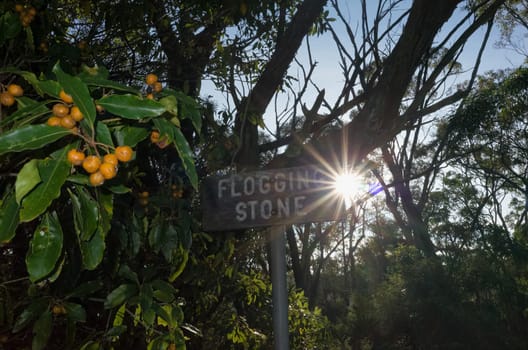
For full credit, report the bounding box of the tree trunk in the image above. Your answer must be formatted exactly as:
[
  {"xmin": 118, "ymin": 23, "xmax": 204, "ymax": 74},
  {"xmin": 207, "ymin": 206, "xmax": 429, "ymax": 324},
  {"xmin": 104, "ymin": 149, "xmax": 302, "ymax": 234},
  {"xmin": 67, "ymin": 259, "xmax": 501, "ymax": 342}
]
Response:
[{"xmin": 234, "ymin": 0, "xmax": 328, "ymax": 168}]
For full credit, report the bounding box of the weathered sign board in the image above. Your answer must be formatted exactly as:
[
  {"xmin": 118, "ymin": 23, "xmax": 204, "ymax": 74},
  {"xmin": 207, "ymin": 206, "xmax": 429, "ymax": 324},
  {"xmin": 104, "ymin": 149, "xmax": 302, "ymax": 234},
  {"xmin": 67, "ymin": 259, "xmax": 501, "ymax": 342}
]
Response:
[{"xmin": 201, "ymin": 165, "xmax": 346, "ymax": 231}]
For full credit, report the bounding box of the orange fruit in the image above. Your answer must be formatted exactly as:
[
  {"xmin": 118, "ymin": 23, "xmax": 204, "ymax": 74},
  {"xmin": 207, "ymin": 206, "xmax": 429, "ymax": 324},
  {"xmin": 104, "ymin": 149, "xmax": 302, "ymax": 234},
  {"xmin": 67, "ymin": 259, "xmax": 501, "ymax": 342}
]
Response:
[
  {"xmin": 7, "ymin": 84, "xmax": 23, "ymax": 97},
  {"xmin": 0, "ymin": 92, "xmax": 15, "ymax": 107},
  {"xmin": 20, "ymin": 15, "xmax": 31, "ymax": 27},
  {"xmin": 150, "ymin": 130, "xmax": 160, "ymax": 143},
  {"xmin": 27, "ymin": 7, "xmax": 37, "ymax": 17},
  {"xmin": 39, "ymin": 41, "xmax": 48, "ymax": 52},
  {"xmin": 89, "ymin": 171, "xmax": 105, "ymax": 186},
  {"xmin": 59, "ymin": 90, "xmax": 74, "ymax": 104},
  {"xmin": 15, "ymin": 4, "xmax": 23, "ymax": 12},
  {"xmin": 67, "ymin": 149, "xmax": 85, "ymax": 166},
  {"xmin": 53, "ymin": 304, "xmax": 67, "ymax": 315},
  {"xmin": 47, "ymin": 116, "xmax": 61, "ymax": 126},
  {"xmin": 52, "ymin": 103, "xmax": 69, "ymax": 117},
  {"xmin": 146, "ymin": 93, "xmax": 154, "ymax": 100},
  {"xmin": 99, "ymin": 162, "xmax": 117, "ymax": 179},
  {"xmin": 115, "ymin": 146, "xmax": 133, "ymax": 162},
  {"xmin": 103, "ymin": 153, "xmax": 118, "ymax": 166},
  {"xmin": 152, "ymin": 81, "xmax": 163, "ymax": 93},
  {"xmin": 60, "ymin": 116, "xmax": 76, "ymax": 129},
  {"xmin": 82, "ymin": 155, "xmax": 101, "ymax": 173},
  {"xmin": 70, "ymin": 106, "xmax": 84, "ymax": 121},
  {"xmin": 146, "ymin": 73, "xmax": 158, "ymax": 85}
]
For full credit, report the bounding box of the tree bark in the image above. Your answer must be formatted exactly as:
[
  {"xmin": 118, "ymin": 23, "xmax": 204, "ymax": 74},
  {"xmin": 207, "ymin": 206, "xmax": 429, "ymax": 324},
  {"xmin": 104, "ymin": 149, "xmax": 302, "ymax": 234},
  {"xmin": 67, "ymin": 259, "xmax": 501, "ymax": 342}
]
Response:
[
  {"xmin": 269, "ymin": 0, "xmax": 464, "ymax": 169},
  {"xmin": 234, "ymin": 0, "xmax": 328, "ymax": 168}
]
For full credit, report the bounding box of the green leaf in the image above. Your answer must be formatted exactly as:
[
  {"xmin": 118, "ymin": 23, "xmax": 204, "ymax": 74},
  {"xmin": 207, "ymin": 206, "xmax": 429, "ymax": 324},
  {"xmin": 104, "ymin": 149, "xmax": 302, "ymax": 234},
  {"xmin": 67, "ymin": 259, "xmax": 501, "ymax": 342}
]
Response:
[
  {"xmin": 153, "ymin": 118, "xmax": 198, "ymax": 189},
  {"xmin": 79, "ymin": 341, "xmax": 102, "ymax": 350},
  {"xmin": 0, "ymin": 69, "xmax": 60, "ymax": 97},
  {"xmin": 159, "ymin": 96, "xmax": 178, "ymax": 116},
  {"xmin": 95, "ymin": 122, "xmax": 114, "ymax": 148},
  {"xmin": 66, "ymin": 280, "xmax": 104, "ymax": 299},
  {"xmin": 53, "ymin": 62, "xmax": 96, "ymax": 130},
  {"xmin": 104, "ymin": 284, "xmax": 138, "ymax": 309},
  {"xmin": 105, "ymin": 325, "xmax": 127, "ymax": 337},
  {"xmin": 107, "ymin": 184, "xmax": 131, "ymax": 194},
  {"xmin": 0, "ymin": 11, "xmax": 22, "ymax": 43},
  {"xmin": 151, "ymin": 280, "xmax": 177, "ymax": 303},
  {"xmin": 20, "ymin": 156, "xmax": 70, "ymax": 223},
  {"xmin": 0, "ymin": 100, "xmax": 49, "ymax": 128},
  {"xmin": 113, "ymin": 126, "xmax": 149, "ymax": 147},
  {"xmin": 164, "ymin": 89, "xmax": 202, "ymax": 131},
  {"xmin": 140, "ymin": 283, "xmax": 153, "ymax": 312},
  {"xmin": 97, "ymin": 94, "xmax": 166, "ymax": 119},
  {"xmin": 64, "ymin": 302, "xmax": 87, "ymax": 322},
  {"xmin": 36, "ymin": 80, "xmax": 61, "ymax": 98},
  {"xmin": 169, "ymin": 249, "xmax": 188, "ymax": 282},
  {"xmin": 0, "ymin": 190, "xmax": 20, "ymax": 243},
  {"xmin": 26, "ymin": 212, "xmax": 63, "ymax": 282},
  {"xmin": 118, "ymin": 265, "xmax": 139, "ymax": 284},
  {"xmin": 32, "ymin": 311, "xmax": 52, "ymax": 350},
  {"xmin": 12, "ymin": 299, "xmax": 48, "ymax": 333},
  {"xmin": 15, "ymin": 159, "xmax": 41, "ymax": 204},
  {"xmin": 81, "ymin": 76, "xmax": 141, "ymax": 95},
  {"xmin": 98, "ymin": 192, "xmax": 113, "ymax": 234},
  {"xmin": 70, "ymin": 186, "xmax": 99, "ymax": 240},
  {"xmin": 0, "ymin": 124, "xmax": 72, "ymax": 155},
  {"xmin": 80, "ymin": 228, "xmax": 105, "ymax": 270}
]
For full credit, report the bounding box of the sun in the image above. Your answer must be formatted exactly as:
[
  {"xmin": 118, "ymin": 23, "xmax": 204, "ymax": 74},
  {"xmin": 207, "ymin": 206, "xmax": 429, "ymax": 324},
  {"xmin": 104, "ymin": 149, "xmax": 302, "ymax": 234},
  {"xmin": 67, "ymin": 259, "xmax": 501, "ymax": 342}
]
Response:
[{"xmin": 333, "ymin": 171, "xmax": 363, "ymax": 206}]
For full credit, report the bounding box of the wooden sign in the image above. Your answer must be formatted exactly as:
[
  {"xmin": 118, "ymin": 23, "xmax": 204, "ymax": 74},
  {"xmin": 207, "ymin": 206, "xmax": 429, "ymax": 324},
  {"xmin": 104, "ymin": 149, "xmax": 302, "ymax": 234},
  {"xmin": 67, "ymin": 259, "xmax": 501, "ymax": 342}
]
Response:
[{"xmin": 201, "ymin": 165, "xmax": 347, "ymax": 231}]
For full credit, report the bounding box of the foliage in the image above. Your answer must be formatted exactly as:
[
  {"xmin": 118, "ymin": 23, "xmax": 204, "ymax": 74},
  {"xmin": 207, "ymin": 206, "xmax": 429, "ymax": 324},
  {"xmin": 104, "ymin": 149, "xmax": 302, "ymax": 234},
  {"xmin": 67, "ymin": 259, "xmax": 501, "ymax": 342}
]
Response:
[{"xmin": 0, "ymin": 5, "xmax": 201, "ymax": 346}]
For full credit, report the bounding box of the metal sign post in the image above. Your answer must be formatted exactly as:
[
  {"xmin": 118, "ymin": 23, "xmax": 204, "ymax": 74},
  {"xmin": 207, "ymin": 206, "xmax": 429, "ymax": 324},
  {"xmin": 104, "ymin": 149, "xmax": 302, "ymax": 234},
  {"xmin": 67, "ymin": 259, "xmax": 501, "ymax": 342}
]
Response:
[{"xmin": 270, "ymin": 225, "xmax": 289, "ymax": 350}]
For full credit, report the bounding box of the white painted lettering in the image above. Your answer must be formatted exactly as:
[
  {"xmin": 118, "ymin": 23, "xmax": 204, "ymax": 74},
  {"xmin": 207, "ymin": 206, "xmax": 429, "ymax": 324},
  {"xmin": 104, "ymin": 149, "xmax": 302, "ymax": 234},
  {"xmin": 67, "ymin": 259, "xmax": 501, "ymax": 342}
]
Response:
[
  {"xmin": 235, "ymin": 202, "xmax": 247, "ymax": 221},
  {"xmin": 259, "ymin": 175, "xmax": 271, "ymax": 194},
  {"xmin": 230, "ymin": 176, "xmax": 241, "ymax": 197},
  {"xmin": 247, "ymin": 200, "xmax": 259, "ymax": 220},
  {"xmin": 277, "ymin": 197, "xmax": 290, "ymax": 217},
  {"xmin": 275, "ymin": 173, "xmax": 286, "ymax": 192},
  {"xmin": 261, "ymin": 200, "xmax": 273, "ymax": 219},
  {"xmin": 218, "ymin": 179, "xmax": 229, "ymax": 198},
  {"xmin": 243, "ymin": 177, "xmax": 255, "ymax": 195},
  {"xmin": 294, "ymin": 196, "xmax": 306, "ymax": 216}
]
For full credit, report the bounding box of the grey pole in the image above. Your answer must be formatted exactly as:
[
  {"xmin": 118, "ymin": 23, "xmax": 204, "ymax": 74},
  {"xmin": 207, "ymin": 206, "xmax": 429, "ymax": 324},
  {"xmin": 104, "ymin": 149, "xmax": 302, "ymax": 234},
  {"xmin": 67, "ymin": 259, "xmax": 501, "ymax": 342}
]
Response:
[{"xmin": 270, "ymin": 225, "xmax": 289, "ymax": 350}]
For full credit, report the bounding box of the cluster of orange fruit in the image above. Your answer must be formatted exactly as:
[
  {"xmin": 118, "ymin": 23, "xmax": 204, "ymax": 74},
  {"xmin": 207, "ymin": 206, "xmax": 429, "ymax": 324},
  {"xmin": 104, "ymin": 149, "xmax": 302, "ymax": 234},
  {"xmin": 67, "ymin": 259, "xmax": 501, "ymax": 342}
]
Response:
[
  {"xmin": 0, "ymin": 84, "xmax": 23, "ymax": 107},
  {"xmin": 46, "ymin": 90, "xmax": 84, "ymax": 129},
  {"xmin": 67, "ymin": 146, "xmax": 133, "ymax": 186},
  {"xmin": 15, "ymin": 4, "xmax": 37, "ymax": 27},
  {"xmin": 145, "ymin": 73, "xmax": 163, "ymax": 100}
]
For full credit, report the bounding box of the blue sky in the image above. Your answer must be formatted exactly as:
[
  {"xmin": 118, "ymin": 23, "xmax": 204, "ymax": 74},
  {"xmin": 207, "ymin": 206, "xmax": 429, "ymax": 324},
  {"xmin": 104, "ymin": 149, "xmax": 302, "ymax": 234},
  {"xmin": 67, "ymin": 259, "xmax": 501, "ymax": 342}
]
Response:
[{"xmin": 201, "ymin": 1, "xmax": 526, "ymax": 134}]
